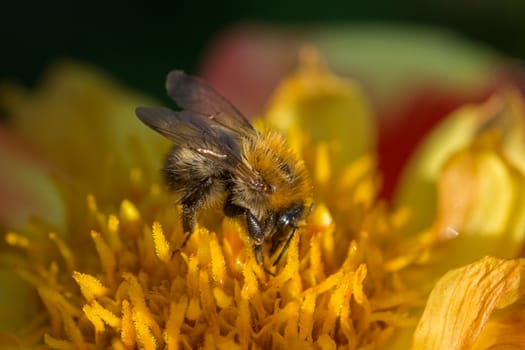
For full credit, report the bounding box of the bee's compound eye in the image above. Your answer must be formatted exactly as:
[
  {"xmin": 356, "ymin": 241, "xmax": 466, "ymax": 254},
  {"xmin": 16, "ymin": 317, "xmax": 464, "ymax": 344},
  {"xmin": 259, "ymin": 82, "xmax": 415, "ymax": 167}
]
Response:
[
  {"xmin": 278, "ymin": 203, "xmax": 304, "ymax": 228},
  {"xmin": 278, "ymin": 214, "xmax": 291, "ymax": 227}
]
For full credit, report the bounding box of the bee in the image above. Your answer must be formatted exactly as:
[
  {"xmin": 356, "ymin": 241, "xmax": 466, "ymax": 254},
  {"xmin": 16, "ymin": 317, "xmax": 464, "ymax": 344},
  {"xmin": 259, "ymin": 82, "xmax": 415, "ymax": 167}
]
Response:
[{"xmin": 136, "ymin": 70, "xmax": 313, "ymax": 267}]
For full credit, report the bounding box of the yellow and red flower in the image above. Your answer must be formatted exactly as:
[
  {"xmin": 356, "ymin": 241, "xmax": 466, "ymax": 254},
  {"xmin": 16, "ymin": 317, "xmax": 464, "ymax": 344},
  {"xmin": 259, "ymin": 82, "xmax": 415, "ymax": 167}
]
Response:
[{"xmin": 1, "ymin": 27, "xmax": 525, "ymax": 349}]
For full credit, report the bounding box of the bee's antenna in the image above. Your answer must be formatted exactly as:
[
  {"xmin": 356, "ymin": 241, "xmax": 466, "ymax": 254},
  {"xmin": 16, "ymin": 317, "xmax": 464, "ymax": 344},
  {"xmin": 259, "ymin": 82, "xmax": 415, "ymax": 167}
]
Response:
[
  {"xmin": 264, "ymin": 267, "xmax": 276, "ymax": 276},
  {"xmin": 272, "ymin": 226, "xmax": 297, "ymax": 266}
]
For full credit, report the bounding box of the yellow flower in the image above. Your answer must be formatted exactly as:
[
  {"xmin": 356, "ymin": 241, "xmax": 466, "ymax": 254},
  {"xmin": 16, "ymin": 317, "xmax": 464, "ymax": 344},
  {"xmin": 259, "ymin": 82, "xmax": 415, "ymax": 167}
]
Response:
[
  {"xmin": 1, "ymin": 53, "xmax": 525, "ymax": 350},
  {"xmin": 394, "ymin": 92, "xmax": 525, "ymax": 274}
]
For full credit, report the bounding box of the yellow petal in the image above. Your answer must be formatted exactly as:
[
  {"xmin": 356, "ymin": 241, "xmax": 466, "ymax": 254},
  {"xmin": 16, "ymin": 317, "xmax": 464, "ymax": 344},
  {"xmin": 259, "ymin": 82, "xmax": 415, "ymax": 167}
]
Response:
[
  {"xmin": 395, "ymin": 92, "xmax": 525, "ymax": 236},
  {"xmin": 433, "ymin": 132, "xmax": 525, "ymax": 263},
  {"xmin": 413, "ymin": 256, "xmax": 525, "ymax": 350},
  {"xmin": 472, "ymin": 309, "xmax": 525, "ymax": 350},
  {"xmin": 265, "ymin": 48, "xmax": 375, "ymax": 174},
  {"xmin": 0, "ymin": 61, "xmax": 168, "ymax": 216}
]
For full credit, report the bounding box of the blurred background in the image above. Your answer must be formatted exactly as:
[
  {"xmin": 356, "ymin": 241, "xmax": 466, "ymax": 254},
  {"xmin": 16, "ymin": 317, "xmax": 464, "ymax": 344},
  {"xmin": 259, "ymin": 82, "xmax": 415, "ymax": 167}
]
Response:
[
  {"xmin": 1, "ymin": 0, "xmax": 524, "ymax": 100},
  {"xmin": 2, "ymin": 0, "xmax": 525, "ymax": 204}
]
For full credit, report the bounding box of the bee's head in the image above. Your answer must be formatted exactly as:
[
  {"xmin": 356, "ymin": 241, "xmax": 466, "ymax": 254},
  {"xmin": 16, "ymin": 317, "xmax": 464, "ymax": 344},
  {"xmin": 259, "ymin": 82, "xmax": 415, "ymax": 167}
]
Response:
[{"xmin": 277, "ymin": 202, "xmax": 306, "ymax": 229}]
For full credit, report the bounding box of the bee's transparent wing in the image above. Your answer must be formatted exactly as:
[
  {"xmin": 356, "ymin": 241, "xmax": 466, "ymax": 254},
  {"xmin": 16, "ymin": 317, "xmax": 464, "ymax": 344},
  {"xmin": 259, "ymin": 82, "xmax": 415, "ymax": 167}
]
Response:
[
  {"xmin": 136, "ymin": 106, "xmax": 258, "ymax": 184},
  {"xmin": 165, "ymin": 70, "xmax": 256, "ymax": 136}
]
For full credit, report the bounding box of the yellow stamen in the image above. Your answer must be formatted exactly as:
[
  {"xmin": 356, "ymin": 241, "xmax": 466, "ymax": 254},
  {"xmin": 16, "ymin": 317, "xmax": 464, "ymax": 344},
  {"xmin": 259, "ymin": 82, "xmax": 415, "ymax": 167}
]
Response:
[
  {"xmin": 120, "ymin": 199, "xmax": 140, "ymax": 222},
  {"xmin": 86, "ymin": 194, "xmax": 98, "ymax": 214},
  {"xmin": 72, "ymin": 271, "xmax": 109, "ymax": 301},
  {"xmin": 82, "ymin": 302, "xmax": 105, "ymax": 335},
  {"xmin": 48, "ymin": 232, "xmax": 75, "ymax": 272},
  {"xmin": 37, "ymin": 286, "xmax": 81, "ymax": 319},
  {"xmin": 240, "ymin": 258, "xmax": 266, "ymax": 323},
  {"xmin": 237, "ymin": 294, "xmax": 251, "ymax": 348},
  {"xmin": 5, "ymin": 231, "xmax": 30, "ymax": 248},
  {"xmin": 298, "ymin": 290, "xmax": 316, "ymax": 341},
  {"xmin": 119, "ymin": 199, "xmax": 142, "ymax": 242},
  {"xmin": 132, "ymin": 306, "xmax": 157, "ymax": 350},
  {"xmin": 317, "ymin": 334, "xmax": 337, "ymax": 350},
  {"xmin": 44, "ymin": 334, "xmax": 75, "ymax": 350},
  {"xmin": 186, "ymin": 256, "xmax": 202, "ymax": 321},
  {"xmin": 199, "ymin": 270, "xmax": 219, "ymax": 337},
  {"xmin": 164, "ymin": 296, "xmax": 188, "ymax": 350},
  {"xmin": 322, "ymin": 269, "xmax": 352, "ymax": 335},
  {"xmin": 90, "ymin": 230, "xmax": 117, "ymax": 289},
  {"xmin": 152, "ymin": 221, "xmax": 170, "ymax": 263},
  {"xmin": 62, "ymin": 308, "xmax": 86, "ymax": 349},
  {"xmin": 209, "ymin": 233, "xmax": 226, "ymax": 285},
  {"xmin": 212, "ymin": 286, "xmax": 232, "ymax": 308},
  {"xmin": 120, "ymin": 299, "xmax": 136, "ymax": 348},
  {"xmin": 122, "ymin": 273, "xmax": 162, "ymax": 340},
  {"xmin": 106, "ymin": 214, "xmax": 123, "ymax": 251},
  {"xmin": 352, "ymin": 264, "xmax": 368, "ymax": 305}
]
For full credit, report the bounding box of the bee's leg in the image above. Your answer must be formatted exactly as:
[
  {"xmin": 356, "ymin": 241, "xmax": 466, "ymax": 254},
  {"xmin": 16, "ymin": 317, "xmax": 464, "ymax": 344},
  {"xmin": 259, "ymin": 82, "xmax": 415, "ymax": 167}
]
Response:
[
  {"xmin": 253, "ymin": 243, "xmax": 264, "ymax": 267},
  {"xmin": 246, "ymin": 211, "xmax": 277, "ymax": 270},
  {"xmin": 177, "ymin": 203, "xmax": 196, "ymax": 250},
  {"xmin": 245, "ymin": 210, "xmax": 264, "ymax": 246},
  {"xmin": 224, "ymin": 200, "xmax": 267, "ymax": 267},
  {"xmin": 224, "ymin": 201, "xmax": 264, "ymax": 246},
  {"xmin": 269, "ymin": 238, "xmax": 281, "ymax": 256},
  {"xmin": 174, "ymin": 178, "xmax": 213, "ymax": 253},
  {"xmin": 170, "ymin": 203, "xmax": 198, "ymax": 257},
  {"xmin": 272, "ymin": 226, "xmax": 297, "ymax": 266}
]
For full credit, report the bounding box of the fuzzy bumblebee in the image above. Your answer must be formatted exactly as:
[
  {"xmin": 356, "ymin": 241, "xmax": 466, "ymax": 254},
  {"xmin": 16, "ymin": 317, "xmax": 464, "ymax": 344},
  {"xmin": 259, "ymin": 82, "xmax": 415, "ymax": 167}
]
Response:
[{"xmin": 136, "ymin": 70, "xmax": 313, "ymax": 267}]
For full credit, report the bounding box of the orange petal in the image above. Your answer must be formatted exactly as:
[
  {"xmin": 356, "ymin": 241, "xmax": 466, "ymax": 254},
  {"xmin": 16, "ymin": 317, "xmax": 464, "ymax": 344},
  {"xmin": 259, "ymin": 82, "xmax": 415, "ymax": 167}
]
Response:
[{"xmin": 413, "ymin": 256, "xmax": 525, "ymax": 349}]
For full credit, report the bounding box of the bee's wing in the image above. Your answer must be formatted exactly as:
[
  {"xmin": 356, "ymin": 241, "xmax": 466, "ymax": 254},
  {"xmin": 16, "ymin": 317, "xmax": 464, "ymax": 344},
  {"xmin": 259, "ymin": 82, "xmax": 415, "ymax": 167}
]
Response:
[
  {"xmin": 136, "ymin": 106, "xmax": 259, "ymax": 184},
  {"xmin": 165, "ymin": 70, "xmax": 256, "ymax": 136}
]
